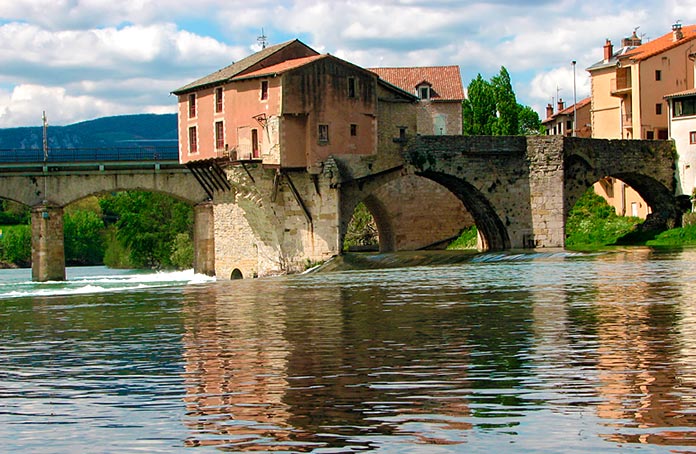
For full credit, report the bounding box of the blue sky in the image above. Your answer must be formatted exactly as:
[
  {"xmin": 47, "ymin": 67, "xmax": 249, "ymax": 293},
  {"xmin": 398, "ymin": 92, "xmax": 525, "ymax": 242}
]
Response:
[{"xmin": 1, "ymin": 0, "xmax": 695, "ymax": 127}]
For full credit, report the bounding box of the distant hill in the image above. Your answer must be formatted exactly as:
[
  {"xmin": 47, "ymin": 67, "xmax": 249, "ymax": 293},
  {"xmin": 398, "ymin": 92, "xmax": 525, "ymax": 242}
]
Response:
[{"xmin": 0, "ymin": 113, "xmax": 178, "ymax": 149}]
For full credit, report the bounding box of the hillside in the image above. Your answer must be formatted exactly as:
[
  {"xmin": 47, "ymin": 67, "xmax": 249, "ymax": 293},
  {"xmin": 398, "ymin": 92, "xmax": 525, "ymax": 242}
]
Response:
[{"xmin": 0, "ymin": 113, "xmax": 178, "ymax": 149}]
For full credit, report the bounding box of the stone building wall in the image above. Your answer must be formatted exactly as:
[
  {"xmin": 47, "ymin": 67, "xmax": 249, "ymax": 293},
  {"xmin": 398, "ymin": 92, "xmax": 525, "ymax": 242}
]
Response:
[{"xmin": 212, "ymin": 163, "xmax": 340, "ymax": 279}]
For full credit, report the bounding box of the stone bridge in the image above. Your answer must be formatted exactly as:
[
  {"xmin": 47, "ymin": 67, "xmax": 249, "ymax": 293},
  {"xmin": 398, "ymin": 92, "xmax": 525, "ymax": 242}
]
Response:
[
  {"xmin": 0, "ymin": 136, "xmax": 679, "ymax": 281},
  {"xmin": 215, "ymin": 135, "xmax": 678, "ymax": 279},
  {"xmin": 0, "ymin": 159, "xmax": 212, "ymax": 281}
]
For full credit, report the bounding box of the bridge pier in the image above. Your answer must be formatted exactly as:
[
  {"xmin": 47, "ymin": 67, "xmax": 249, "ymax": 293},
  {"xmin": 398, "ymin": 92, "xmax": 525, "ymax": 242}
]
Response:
[
  {"xmin": 31, "ymin": 204, "xmax": 66, "ymax": 282},
  {"xmin": 193, "ymin": 201, "xmax": 215, "ymax": 276}
]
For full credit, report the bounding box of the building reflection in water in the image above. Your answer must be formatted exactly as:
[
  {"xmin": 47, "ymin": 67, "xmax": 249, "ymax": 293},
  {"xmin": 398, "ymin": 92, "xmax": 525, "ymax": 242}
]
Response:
[
  {"xmin": 586, "ymin": 249, "xmax": 696, "ymax": 447},
  {"xmin": 178, "ymin": 273, "xmax": 478, "ymax": 450}
]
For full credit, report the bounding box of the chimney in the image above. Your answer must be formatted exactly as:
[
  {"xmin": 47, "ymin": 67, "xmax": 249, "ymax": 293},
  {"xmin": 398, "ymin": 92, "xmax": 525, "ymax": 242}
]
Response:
[
  {"xmin": 673, "ymin": 23, "xmax": 684, "ymax": 41},
  {"xmin": 557, "ymin": 98, "xmax": 565, "ymax": 112},
  {"xmin": 603, "ymin": 39, "xmax": 613, "ymax": 63},
  {"xmin": 622, "ymin": 29, "xmax": 642, "ymax": 47},
  {"xmin": 546, "ymin": 103, "xmax": 554, "ymax": 118}
]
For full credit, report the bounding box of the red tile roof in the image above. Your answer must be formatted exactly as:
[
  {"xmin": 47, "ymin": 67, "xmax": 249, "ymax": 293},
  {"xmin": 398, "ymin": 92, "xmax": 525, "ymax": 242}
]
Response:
[
  {"xmin": 542, "ymin": 97, "xmax": 591, "ymax": 123},
  {"xmin": 623, "ymin": 24, "xmax": 696, "ymax": 61},
  {"xmin": 369, "ymin": 66, "xmax": 464, "ymax": 101},
  {"xmin": 232, "ymin": 55, "xmax": 326, "ymax": 79},
  {"xmin": 664, "ymin": 88, "xmax": 696, "ymax": 99}
]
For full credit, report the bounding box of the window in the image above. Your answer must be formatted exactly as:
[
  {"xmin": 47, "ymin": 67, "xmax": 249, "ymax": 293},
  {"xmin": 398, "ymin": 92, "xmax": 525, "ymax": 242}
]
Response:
[
  {"xmin": 260, "ymin": 80, "xmax": 268, "ymax": 101},
  {"xmin": 566, "ymin": 120, "xmax": 572, "ymax": 130},
  {"xmin": 215, "ymin": 87, "xmax": 223, "ymax": 113},
  {"xmin": 350, "ymin": 124, "xmax": 357, "ymax": 136},
  {"xmin": 251, "ymin": 129, "xmax": 259, "ymax": 158},
  {"xmin": 656, "ymin": 103, "xmax": 663, "ymax": 115},
  {"xmin": 215, "ymin": 121, "xmax": 224, "ymax": 149},
  {"xmin": 188, "ymin": 126, "xmax": 197, "ymax": 154},
  {"xmin": 419, "ymin": 86, "xmax": 430, "ymax": 100},
  {"xmin": 348, "ymin": 77, "xmax": 356, "ymax": 98},
  {"xmin": 690, "ymin": 131, "xmax": 696, "ymax": 144},
  {"xmin": 674, "ymin": 97, "xmax": 696, "ymax": 117},
  {"xmin": 399, "ymin": 127, "xmax": 407, "ymax": 141},
  {"xmin": 655, "ymin": 70, "xmax": 662, "ymax": 81},
  {"xmin": 318, "ymin": 124, "xmax": 329, "ymax": 143},
  {"xmin": 646, "ymin": 130, "xmax": 655, "ymax": 139},
  {"xmin": 188, "ymin": 93, "xmax": 196, "ymax": 118}
]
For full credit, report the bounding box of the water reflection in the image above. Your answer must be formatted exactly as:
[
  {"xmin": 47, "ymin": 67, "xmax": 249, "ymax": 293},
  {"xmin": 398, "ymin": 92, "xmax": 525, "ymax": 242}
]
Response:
[{"xmin": 5, "ymin": 250, "xmax": 696, "ymax": 452}]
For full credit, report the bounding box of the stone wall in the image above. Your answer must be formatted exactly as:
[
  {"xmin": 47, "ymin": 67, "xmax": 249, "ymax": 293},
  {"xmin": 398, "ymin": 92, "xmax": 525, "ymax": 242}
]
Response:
[{"xmin": 212, "ymin": 163, "xmax": 340, "ymax": 279}]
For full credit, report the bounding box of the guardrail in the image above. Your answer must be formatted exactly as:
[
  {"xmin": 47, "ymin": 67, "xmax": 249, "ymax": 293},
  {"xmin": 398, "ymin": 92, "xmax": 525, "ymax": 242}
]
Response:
[{"xmin": 0, "ymin": 146, "xmax": 179, "ymax": 163}]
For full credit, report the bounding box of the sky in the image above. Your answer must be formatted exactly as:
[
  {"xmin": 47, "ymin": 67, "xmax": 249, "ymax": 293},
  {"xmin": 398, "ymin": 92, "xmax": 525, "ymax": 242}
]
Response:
[{"xmin": 1, "ymin": 0, "xmax": 696, "ymax": 128}]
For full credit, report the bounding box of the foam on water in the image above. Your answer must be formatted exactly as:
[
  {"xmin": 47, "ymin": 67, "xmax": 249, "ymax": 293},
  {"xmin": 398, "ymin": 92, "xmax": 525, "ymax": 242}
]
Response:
[{"xmin": 0, "ymin": 268, "xmax": 215, "ymax": 299}]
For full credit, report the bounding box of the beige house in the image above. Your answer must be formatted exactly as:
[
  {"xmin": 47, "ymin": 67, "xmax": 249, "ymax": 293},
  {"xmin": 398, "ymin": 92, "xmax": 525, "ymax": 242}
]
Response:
[
  {"xmin": 586, "ymin": 24, "xmax": 696, "ymax": 218},
  {"xmin": 542, "ymin": 97, "xmax": 591, "ymax": 137}
]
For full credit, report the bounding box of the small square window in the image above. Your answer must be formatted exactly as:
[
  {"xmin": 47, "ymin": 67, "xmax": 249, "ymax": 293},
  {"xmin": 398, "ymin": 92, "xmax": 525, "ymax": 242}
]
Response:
[
  {"xmin": 656, "ymin": 103, "xmax": 662, "ymax": 115},
  {"xmin": 350, "ymin": 124, "xmax": 357, "ymax": 136},
  {"xmin": 419, "ymin": 86, "xmax": 430, "ymax": 100},
  {"xmin": 646, "ymin": 131, "xmax": 655, "ymax": 139},
  {"xmin": 690, "ymin": 131, "xmax": 696, "ymax": 144},
  {"xmin": 260, "ymin": 80, "xmax": 269, "ymax": 101},
  {"xmin": 318, "ymin": 124, "xmax": 329, "ymax": 143},
  {"xmin": 655, "ymin": 70, "xmax": 662, "ymax": 81}
]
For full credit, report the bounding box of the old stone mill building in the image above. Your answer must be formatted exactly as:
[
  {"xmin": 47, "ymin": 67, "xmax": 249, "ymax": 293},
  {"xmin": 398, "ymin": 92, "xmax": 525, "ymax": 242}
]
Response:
[{"xmin": 172, "ymin": 39, "xmax": 679, "ymax": 280}]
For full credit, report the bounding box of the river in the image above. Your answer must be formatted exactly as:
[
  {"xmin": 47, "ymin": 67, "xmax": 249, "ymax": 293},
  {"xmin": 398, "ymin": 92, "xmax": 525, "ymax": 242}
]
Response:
[{"xmin": 2, "ymin": 249, "xmax": 696, "ymax": 453}]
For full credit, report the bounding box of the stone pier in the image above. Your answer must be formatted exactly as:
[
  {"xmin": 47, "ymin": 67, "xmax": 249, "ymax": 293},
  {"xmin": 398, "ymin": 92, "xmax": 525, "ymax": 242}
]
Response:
[
  {"xmin": 193, "ymin": 202, "xmax": 215, "ymax": 276},
  {"xmin": 31, "ymin": 204, "xmax": 65, "ymax": 282}
]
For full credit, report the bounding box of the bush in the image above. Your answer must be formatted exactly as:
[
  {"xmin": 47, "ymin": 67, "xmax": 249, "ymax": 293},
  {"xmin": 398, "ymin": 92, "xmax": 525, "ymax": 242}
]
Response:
[
  {"xmin": 0, "ymin": 224, "xmax": 31, "ymax": 266},
  {"xmin": 565, "ymin": 188, "xmax": 642, "ymax": 248},
  {"xmin": 344, "ymin": 202, "xmax": 378, "ymax": 250},
  {"xmin": 447, "ymin": 226, "xmax": 478, "ymax": 250},
  {"xmin": 170, "ymin": 233, "xmax": 194, "ymax": 269}
]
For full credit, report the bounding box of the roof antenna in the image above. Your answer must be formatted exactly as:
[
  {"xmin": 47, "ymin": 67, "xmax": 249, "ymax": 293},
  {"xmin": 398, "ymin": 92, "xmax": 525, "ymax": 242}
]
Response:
[{"xmin": 257, "ymin": 28, "xmax": 268, "ymax": 49}]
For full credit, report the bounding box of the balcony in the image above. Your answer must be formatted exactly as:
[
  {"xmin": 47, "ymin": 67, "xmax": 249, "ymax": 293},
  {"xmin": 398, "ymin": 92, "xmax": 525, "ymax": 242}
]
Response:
[{"xmin": 610, "ymin": 68, "xmax": 632, "ymax": 97}]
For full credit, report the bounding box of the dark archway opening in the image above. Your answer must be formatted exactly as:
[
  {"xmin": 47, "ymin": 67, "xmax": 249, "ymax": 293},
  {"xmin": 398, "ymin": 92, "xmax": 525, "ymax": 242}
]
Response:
[{"xmin": 231, "ymin": 268, "xmax": 243, "ymax": 279}]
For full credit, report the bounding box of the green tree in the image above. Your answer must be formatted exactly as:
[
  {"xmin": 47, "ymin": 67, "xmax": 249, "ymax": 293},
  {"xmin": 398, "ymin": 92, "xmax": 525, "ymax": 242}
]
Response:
[
  {"xmin": 518, "ymin": 104, "xmax": 543, "ymax": 135},
  {"xmin": 491, "ymin": 67, "xmax": 518, "ymax": 135},
  {"xmin": 64, "ymin": 210, "xmax": 105, "ymax": 265},
  {"xmin": 0, "ymin": 225, "xmax": 31, "ymax": 266},
  {"xmin": 462, "ymin": 74, "xmax": 496, "ymax": 135},
  {"xmin": 170, "ymin": 232, "xmax": 194, "ymax": 269},
  {"xmin": 343, "ymin": 202, "xmax": 378, "ymax": 250},
  {"xmin": 99, "ymin": 191, "xmax": 193, "ymax": 269},
  {"xmin": 462, "ymin": 67, "xmax": 541, "ymax": 136}
]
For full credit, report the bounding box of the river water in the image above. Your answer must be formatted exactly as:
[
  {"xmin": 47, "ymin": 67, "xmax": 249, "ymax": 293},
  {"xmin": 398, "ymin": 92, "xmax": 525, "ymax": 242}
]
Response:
[{"xmin": 2, "ymin": 249, "xmax": 696, "ymax": 453}]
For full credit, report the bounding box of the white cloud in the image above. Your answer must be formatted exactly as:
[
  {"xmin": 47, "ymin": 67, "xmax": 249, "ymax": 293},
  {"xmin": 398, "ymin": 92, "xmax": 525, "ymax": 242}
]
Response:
[{"xmin": 2, "ymin": 0, "xmax": 696, "ymax": 126}]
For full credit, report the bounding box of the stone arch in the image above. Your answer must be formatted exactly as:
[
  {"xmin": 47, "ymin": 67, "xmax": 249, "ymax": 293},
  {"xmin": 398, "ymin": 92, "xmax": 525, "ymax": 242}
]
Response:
[
  {"xmin": 564, "ymin": 153, "xmax": 677, "ymax": 228},
  {"xmin": 340, "ymin": 172, "xmax": 475, "ymax": 253},
  {"xmin": 230, "ymin": 268, "xmax": 243, "ymax": 279},
  {"xmin": 414, "ymin": 170, "xmax": 510, "ymax": 251}
]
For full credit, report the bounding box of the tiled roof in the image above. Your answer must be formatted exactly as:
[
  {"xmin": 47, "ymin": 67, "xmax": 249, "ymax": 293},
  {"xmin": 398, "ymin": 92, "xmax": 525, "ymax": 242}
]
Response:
[
  {"xmin": 368, "ymin": 66, "xmax": 464, "ymax": 101},
  {"xmin": 664, "ymin": 88, "xmax": 696, "ymax": 99},
  {"xmin": 542, "ymin": 97, "xmax": 591, "ymax": 123},
  {"xmin": 232, "ymin": 55, "xmax": 327, "ymax": 80},
  {"xmin": 623, "ymin": 24, "xmax": 696, "ymax": 61},
  {"xmin": 172, "ymin": 39, "xmax": 317, "ymax": 94}
]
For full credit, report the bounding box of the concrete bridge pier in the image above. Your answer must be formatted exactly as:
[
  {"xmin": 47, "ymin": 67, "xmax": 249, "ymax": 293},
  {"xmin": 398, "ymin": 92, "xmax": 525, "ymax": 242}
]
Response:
[
  {"xmin": 31, "ymin": 203, "xmax": 66, "ymax": 282},
  {"xmin": 193, "ymin": 201, "xmax": 215, "ymax": 276}
]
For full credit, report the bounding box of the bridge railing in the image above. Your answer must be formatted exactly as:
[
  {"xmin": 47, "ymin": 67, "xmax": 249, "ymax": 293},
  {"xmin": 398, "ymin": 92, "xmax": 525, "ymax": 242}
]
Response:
[{"xmin": 0, "ymin": 146, "xmax": 179, "ymax": 163}]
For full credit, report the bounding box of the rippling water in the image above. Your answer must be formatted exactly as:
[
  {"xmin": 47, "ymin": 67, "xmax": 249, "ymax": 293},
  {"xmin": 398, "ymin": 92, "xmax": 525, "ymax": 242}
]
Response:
[{"xmin": 3, "ymin": 249, "xmax": 696, "ymax": 453}]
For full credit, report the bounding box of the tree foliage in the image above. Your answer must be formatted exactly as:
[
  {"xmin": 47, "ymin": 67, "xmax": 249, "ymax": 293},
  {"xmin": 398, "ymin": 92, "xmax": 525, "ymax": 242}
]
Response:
[
  {"xmin": 99, "ymin": 191, "xmax": 193, "ymax": 269},
  {"xmin": 344, "ymin": 202, "xmax": 378, "ymax": 250},
  {"xmin": 64, "ymin": 210, "xmax": 105, "ymax": 265},
  {"xmin": 463, "ymin": 67, "xmax": 541, "ymax": 136},
  {"xmin": 0, "ymin": 225, "xmax": 31, "ymax": 266}
]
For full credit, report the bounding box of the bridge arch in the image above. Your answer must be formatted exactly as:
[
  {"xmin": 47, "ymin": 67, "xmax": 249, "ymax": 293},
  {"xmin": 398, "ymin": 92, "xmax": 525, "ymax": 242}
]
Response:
[
  {"xmin": 413, "ymin": 170, "xmax": 510, "ymax": 250},
  {"xmin": 339, "ymin": 171, "xmax": 475, "ymax": 252}
]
